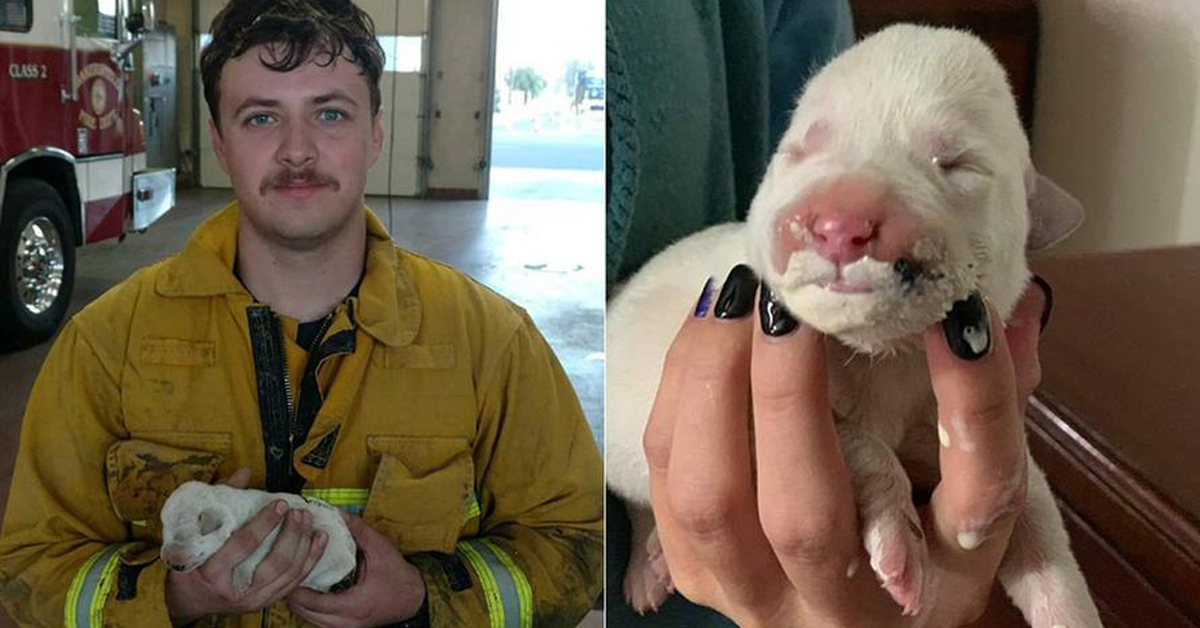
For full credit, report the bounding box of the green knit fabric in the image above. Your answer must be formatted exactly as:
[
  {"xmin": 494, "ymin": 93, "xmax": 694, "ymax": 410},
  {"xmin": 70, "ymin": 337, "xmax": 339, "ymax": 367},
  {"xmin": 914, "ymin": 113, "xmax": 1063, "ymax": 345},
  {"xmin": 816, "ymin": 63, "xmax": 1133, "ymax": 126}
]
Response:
[{"xmin": 606, "ymin": 0, "xmax": 854, "ymax": 288}]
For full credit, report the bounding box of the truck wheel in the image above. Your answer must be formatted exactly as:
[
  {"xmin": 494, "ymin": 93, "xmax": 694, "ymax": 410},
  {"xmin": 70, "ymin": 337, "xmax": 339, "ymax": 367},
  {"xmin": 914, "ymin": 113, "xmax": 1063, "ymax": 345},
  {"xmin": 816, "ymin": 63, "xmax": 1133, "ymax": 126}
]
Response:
[{"xmin": 0, "ymin": 178, "xmax": 76, "ymax": 351}]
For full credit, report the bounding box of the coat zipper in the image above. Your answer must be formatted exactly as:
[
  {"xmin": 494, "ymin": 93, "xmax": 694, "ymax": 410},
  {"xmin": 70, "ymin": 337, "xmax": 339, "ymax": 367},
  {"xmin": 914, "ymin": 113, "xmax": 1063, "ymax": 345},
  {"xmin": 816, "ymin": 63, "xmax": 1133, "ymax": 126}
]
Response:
[{"xmin": 280, "ymin": 313, "xmax": 335, "ymax": 449}]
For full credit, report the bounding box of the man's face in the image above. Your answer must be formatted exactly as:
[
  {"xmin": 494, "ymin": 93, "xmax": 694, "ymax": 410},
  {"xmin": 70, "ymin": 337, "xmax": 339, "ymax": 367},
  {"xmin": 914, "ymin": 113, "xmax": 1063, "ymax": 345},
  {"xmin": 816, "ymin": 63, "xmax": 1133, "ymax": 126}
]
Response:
[{"xmin": 210, "ymin": 44, "xmax": 384, "ymax": 250}]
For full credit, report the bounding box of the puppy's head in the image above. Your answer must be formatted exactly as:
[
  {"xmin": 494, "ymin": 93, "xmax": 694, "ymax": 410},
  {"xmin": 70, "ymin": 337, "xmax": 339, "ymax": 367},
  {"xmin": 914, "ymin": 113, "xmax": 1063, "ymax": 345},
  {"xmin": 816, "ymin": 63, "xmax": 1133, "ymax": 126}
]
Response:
[
  {"xmin": 746, "ymin": 25, "xmax": 1081, "ymax": 353},
  {"xmin": 160, "ymin": 481, "xmax": 236, "ymax": 572}
]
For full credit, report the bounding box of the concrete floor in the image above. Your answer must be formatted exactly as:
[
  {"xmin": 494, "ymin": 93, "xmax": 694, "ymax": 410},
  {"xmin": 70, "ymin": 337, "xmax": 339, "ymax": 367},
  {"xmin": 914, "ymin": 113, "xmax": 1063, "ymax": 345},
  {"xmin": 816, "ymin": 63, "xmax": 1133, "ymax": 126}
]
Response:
[{"xmin": 0, "ymin": 186, "xmax": 603, "ymax": 625}]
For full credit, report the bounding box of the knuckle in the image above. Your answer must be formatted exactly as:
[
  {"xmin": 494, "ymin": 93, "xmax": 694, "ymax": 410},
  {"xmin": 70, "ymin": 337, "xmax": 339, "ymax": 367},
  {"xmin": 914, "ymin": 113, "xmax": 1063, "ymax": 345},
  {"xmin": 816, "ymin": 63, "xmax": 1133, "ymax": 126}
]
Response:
[
  {"xmin": 684, "ymin": 352, "xmax": 741, "ymax": 387},
  {"xmin": 642, "ymin": 420, "xmax": 672, "ymax": 471},
  {"xmin": 961, "ymin": 392, "xmax": 1018, "ymax": 433},
  {"xmin": 751, "ymin": 383, "xmax": 806, "ymax": 417},
  {"xmin": 761, "ymin": 511, "xmax": 848, "ymax": 567},
  {"xmin": 667, "ymin": 489, "xmax": 743, "ymax": 542}
]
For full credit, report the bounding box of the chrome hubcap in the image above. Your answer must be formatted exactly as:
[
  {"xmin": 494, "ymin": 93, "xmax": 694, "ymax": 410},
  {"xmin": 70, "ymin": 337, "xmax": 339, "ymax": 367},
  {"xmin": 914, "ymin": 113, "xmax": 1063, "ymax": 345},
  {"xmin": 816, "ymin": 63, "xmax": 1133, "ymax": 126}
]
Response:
[{"xmin": 15, "ymin": 217, "xmax": 64, "ymax": 315}]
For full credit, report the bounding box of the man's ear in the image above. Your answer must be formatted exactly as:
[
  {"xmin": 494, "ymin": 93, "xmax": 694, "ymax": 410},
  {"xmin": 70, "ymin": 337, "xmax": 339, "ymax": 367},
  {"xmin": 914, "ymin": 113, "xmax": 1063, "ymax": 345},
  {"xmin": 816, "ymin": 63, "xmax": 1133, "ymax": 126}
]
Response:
[
  {"xmin": 1025, "ymin": 165, "xmax": 1084, "ymax": 251},
  {"xmin": 209, "ymin": 118, "xmax": 230, "ymax": 174}
]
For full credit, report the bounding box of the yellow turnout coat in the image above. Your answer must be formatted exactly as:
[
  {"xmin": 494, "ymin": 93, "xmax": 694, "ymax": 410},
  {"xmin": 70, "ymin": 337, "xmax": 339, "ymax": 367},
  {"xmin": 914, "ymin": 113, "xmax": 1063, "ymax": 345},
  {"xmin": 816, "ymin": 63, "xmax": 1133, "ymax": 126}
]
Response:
[{"xmin": 0, "ymin": 204, "xmax": 603, "ymax": 628}]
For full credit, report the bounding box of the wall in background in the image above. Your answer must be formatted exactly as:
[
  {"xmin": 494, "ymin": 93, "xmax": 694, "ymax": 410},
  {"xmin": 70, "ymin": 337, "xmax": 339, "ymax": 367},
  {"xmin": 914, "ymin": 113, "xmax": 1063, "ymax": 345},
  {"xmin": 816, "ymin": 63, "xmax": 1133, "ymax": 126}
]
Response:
[{"xmin": 1033, "ymin": 0, "xmax": 1200, "ymax": 256}]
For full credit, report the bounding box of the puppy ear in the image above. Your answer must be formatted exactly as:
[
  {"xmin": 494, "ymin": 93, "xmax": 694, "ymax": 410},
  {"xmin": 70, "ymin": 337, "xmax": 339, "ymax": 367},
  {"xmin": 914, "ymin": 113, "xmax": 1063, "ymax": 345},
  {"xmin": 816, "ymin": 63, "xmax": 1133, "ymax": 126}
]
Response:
[{"xmin": 1026, "ymin": 168, "xmax": 1084, "ymax": 251}]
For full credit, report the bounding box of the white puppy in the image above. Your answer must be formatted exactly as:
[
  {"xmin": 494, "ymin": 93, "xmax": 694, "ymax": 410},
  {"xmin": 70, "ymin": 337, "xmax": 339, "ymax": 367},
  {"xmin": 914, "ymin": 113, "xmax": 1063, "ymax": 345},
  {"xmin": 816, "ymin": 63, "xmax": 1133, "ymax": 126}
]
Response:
[
  {"xmin": 160, "ymin": 481, "xmax": 357, "ymax": 593},
  {"xmin": 607, "ymin": 24, "xmax": 1101, "ymax": 628}
]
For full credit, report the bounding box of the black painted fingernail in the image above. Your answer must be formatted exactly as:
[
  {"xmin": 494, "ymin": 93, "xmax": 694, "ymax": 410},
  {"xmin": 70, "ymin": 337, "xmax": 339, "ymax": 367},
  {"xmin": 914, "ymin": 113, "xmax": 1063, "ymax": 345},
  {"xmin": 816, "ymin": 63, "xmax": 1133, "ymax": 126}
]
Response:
[
  {"xmin": 943, "ymin": 291, "xmax": 991, "ymax": 360},
  {"xmin": 714, "ymin": 265, "xmax": 759, "ymax": 319},
  {"xmin": 759, "ymin": 286, "xmax": 800, "ymax": 336},
  {"xmin": 1030, "ymin": 274, "xmax": 1053, "ymax": 333},
  {"xmin": 694, "ymin": 276, "xmax": 716, "ymax": 318}
]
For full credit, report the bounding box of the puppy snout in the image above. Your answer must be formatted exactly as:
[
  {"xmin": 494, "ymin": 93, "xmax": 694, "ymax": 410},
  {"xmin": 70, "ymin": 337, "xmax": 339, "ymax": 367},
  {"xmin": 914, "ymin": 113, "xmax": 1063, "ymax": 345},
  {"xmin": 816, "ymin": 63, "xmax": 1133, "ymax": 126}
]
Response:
[
  {"xmin": 811, "ymin": 211, "xmax": 879, "ymax": 265},
  {"xmin": 161, "ymin": 544, "xmax": 193, "ymax": 572},
  {"xmin": 773, "ymin": 177, "xmax": 924, "ymax": 272}
]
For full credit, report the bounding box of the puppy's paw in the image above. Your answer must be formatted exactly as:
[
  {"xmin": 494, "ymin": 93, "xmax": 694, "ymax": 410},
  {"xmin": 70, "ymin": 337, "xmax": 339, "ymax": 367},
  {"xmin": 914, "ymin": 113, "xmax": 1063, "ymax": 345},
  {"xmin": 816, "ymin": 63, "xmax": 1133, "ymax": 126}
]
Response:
[
  {"xmin": 1006, "ymin": 567, "xmax": 1104, "ymax": 628},
  {"xmin": 623, "ymin": 529, "xmax": 674, "ymax": 614},
  {"xmin": 864, "ymin": 509, "xmax": 927, "ymax": 616}
]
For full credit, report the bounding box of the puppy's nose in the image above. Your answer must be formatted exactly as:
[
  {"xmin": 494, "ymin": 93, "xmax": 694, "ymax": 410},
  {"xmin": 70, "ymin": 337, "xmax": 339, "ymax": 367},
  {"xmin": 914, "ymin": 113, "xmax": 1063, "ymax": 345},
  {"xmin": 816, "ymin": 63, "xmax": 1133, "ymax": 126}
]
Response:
[
  {"xmin": 811, "ymin": 211, "xmax": 879, "ymax": 265},
  {"xmin": 773, "ymin": 177, "xmax": 920, "ymax": 271}
]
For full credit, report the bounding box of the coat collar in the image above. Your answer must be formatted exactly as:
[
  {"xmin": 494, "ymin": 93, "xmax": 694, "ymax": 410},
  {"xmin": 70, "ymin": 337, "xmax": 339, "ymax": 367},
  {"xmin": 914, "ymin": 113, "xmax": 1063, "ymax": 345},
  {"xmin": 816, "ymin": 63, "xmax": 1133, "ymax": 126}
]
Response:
[{"xmin": 155, "ymin": 201, "xmax": 419, "ymax": 347}]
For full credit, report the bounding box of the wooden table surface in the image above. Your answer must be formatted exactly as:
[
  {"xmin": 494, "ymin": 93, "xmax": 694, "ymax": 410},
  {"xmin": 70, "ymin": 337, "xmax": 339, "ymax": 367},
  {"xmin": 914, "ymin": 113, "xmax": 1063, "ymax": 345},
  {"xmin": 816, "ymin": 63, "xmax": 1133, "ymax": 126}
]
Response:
[
  {"xmin": 1029, "ymin": 245, "xmax": 1200, "ymax": 627},
  {"xmin": 1033, "ymin": 246, "xmax": 1200, "ymax": 521}
]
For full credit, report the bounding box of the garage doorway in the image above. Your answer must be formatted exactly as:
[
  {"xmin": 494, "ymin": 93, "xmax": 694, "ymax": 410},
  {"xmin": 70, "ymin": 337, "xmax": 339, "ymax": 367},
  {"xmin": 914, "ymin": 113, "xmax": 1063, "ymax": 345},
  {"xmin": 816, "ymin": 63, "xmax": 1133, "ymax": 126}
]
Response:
[{"xmin": 488, "ymin": 0, "xmax": 603, "ymax": 203}]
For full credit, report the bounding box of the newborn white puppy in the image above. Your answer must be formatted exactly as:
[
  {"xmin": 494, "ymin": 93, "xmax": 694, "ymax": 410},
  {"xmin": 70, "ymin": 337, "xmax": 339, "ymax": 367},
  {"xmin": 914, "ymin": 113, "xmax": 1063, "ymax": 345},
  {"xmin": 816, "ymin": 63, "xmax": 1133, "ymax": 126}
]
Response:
[
  {"xmin": 607, "ymin": 24, "xmax": 1100, "ymax": 628},
  {"xmin": 160, "ymin": 481, "xmax": 357, "ymax": 593}
]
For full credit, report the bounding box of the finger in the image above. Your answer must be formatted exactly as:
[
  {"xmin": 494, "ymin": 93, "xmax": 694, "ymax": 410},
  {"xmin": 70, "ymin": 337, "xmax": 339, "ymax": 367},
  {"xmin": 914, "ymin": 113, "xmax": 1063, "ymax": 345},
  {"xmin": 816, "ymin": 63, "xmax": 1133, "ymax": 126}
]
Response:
[
  {"xmin": 661, "ymin": 266, "xmax": 788, "ymax": 611},
  {"xmin": 201, "ymin": 500, "xmax": 288, "ymax": 580},
  {"xmin": 295, "ymin": 529, "xmax": 329, "ymax": 585},
  {"xmin": 643, "ymin": 275, "xmax": 718, "ymax": 479},
  {"xmin": 218, "ymin": 467, "xmax": 251, "ymax": 488},
  {"xmin": 751, "ymin": 287, "xmax": 864, "ymax": 603},
  {"xmin": 286, "ymin": 564, "xmax": 356, "ymax": 616},
  {"xmin": 925, "ymin": 292, "xmax": 1026, "ymax": 568},
  {"xmin": 272, "ymin": 515, "xmax": 322, "ymax": 595},
  {"xmin": 643, "ymin": 276, "xmax": 720, "ymax": 595},
  {"xmin": 251, "ymin": 510, "xmax": 315, "ymax": 594},
  {"xmin": 1005, "ymin": 277, "xmax": 1049, "ymax": 414},
  {"xmin": 343, "ymin": 513, "xmax": 373, "ymax": 542}
]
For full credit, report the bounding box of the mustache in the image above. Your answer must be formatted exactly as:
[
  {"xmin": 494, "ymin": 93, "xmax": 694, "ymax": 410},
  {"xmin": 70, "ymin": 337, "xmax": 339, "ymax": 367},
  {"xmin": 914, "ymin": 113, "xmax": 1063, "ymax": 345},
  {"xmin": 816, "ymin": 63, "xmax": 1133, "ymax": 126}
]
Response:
[{"xmin": 261, "ymin": 169, "xmax": 338, "ymax": 194}]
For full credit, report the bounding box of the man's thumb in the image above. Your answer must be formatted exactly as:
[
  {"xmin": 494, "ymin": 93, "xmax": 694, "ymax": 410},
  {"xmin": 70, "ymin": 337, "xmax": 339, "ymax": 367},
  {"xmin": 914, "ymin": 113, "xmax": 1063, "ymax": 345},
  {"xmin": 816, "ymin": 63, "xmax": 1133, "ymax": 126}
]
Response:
[{"xmin": 217, "ymin": 467, "xmax": 251, "ymax": 488}]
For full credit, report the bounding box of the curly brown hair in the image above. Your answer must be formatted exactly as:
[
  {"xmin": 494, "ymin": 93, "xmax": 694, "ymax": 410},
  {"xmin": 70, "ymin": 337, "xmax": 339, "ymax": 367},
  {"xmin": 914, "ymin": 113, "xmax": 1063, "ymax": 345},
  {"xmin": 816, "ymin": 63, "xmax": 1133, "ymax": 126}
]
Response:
[{"xmin": 200, "ymin": 0, "xmax": 386, "ymax": 132}]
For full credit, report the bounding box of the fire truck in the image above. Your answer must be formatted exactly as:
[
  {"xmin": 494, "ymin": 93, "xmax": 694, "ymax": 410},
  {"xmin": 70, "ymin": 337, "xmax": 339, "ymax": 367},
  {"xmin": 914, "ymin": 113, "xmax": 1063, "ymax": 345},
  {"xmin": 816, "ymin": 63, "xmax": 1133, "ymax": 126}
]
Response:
[{"xmin": 0, "ymin": 0, "xmax": 173, "ymax": 350}]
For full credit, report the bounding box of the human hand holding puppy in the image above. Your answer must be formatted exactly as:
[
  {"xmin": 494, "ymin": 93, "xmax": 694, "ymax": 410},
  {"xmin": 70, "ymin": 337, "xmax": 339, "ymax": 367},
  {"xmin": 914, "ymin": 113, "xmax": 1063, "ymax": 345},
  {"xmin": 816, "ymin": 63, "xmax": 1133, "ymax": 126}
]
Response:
[
  {"xmin": 642, "ymin": 269, "xmax": 1048, "ymax": 628},
  {"xmin": 165, "ymin": 468, "xmax": 329, "ymax": 625},
  {"xmin": 285, "ymin": 512, "xmax": 427, "ymax": 628},
  {"xmin": 163, "ymin": 469, "xmax": 425, "ymax": 627}
]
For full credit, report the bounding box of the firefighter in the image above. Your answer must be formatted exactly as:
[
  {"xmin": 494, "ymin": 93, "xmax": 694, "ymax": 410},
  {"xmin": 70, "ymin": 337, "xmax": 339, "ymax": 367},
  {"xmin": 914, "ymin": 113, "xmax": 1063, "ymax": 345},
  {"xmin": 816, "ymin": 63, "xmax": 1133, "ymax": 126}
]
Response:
[{"xmin": 0, "ymin": 1, "xmax": 602, "ymax": 627}]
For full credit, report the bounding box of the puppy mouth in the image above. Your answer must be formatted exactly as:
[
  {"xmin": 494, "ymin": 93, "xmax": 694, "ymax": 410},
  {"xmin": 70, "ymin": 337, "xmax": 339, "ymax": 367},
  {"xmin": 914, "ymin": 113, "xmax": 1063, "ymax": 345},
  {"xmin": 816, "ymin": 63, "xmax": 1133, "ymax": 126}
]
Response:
[
  {"xmin": 800, "ymin": 256, "xmax": 930, "ymax": 295},
  {"xmin": 819, "ymin": 278, "xmax": 876, "ymax": 294}
]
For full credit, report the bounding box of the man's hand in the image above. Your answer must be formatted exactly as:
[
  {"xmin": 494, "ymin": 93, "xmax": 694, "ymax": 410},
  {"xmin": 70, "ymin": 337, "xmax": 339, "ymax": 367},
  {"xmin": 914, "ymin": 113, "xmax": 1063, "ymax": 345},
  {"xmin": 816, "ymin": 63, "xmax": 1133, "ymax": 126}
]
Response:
[
  {"xmin": 287, "ymin": 513, "xmax": 426, "ymax": 628},
  {"xmin": 643, "ymin": 267, "xmax": 1049, "ymax": 628},
  {"xmin": 165, "ymin": 468, "xmax": 329, "ymax": 626}
]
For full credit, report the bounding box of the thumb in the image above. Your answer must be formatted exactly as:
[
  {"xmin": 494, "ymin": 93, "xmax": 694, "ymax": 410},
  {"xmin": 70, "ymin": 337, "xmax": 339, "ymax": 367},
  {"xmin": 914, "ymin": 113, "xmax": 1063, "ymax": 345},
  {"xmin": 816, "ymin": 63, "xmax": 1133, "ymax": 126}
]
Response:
[
  {"xmin": 217, "ymin": 467, "xmax": 251, "ymax": 488},
  {"xmin": 344, "ymin": 513, "xmax": 395, "ymax": 558},
  {"xmin": 344, "ymin": 512, "xmax": 376, "ymax": 542}
]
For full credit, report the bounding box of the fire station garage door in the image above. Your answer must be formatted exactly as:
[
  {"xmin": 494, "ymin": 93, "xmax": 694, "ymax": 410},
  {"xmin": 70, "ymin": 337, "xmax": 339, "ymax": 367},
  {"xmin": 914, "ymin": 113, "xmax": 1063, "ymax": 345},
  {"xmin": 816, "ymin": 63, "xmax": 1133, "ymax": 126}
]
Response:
[{"xmin": 197, "ymin": 0, "xmax": 428, "ymax": 197}]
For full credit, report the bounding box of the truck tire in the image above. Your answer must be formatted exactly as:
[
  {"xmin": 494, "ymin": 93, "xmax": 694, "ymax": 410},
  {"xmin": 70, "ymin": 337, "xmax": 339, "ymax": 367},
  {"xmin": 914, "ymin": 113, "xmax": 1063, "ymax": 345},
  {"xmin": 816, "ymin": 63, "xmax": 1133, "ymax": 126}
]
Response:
[{"xmin": 0, "ymin": 178, "xmax": 76, "ymax": 351}]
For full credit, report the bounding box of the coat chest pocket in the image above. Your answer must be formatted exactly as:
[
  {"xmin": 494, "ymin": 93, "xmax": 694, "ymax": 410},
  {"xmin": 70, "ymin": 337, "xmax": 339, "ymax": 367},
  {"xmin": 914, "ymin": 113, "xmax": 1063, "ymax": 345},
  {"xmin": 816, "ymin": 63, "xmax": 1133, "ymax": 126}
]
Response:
[
  {"xmin": 105, "ymin": 431, "xmax": 231, "ymax": 539},
  {"xmin": 363, "ymin": 435, "xmax": 475, "ymax": 554}
]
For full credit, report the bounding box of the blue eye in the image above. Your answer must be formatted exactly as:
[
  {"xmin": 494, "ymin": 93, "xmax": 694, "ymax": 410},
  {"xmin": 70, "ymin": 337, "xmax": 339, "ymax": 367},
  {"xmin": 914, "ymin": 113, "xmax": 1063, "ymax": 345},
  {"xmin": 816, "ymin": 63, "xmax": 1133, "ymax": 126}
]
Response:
[
  {"xmin": 246, "ymin": 113, "xmax": 273, "ymax": 127},
  {"xmin": 320, "ymin": 109, "xmax": 346, "ymax": 122}
]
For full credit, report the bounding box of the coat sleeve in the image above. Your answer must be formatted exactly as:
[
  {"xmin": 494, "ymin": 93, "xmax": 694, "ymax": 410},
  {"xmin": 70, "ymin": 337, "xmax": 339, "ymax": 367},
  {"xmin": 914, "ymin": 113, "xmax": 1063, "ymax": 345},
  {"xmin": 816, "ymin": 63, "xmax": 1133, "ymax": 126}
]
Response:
[
  {"xmin": 410, "ymin": 312, "xmax": 603, "ymax": 628},
  {"xmin": 0, "ymin": 318, "xmax": 176, "ymax": 628}
]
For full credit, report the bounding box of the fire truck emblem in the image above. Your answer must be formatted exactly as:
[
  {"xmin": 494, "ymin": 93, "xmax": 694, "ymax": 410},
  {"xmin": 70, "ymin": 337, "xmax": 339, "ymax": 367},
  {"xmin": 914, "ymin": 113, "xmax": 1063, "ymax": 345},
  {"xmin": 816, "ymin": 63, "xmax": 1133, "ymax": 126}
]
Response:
[{"xmin": 77, "ymin": 62, "xmax": 119, "ymax": 131}]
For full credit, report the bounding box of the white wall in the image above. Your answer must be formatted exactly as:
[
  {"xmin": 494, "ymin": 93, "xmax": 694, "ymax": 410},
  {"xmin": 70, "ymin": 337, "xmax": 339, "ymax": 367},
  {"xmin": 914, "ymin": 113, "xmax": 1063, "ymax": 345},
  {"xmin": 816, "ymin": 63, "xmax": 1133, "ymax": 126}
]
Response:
[{"xmin": 1033, "ymin": 0, "xmax": 1200, "ymax": 255}]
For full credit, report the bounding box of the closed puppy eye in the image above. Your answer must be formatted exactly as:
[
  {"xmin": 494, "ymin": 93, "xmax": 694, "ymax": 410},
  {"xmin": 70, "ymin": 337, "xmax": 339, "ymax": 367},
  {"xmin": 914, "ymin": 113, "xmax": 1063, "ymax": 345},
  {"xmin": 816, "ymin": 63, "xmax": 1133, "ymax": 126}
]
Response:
[
  {"xmin": 932, "ymin": 153, "xmax": 990, "ymax": 179},
  {"xmin": 197, "ymin": 509, "xmax": 223, "ymax": 535}
]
